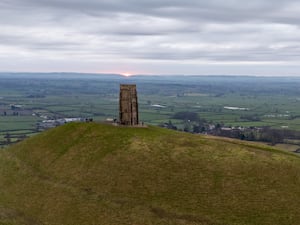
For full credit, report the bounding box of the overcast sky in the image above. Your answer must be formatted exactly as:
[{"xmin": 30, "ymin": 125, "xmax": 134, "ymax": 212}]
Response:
[{"xmin": 1, "ymin": 0, "xmax": 300, "ymax": 76}]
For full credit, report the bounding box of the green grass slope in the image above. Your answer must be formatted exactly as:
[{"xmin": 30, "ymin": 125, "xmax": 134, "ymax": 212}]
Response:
[{"xmin": 1, "ymin": 123, "xmax": 300, "ymax": 225}]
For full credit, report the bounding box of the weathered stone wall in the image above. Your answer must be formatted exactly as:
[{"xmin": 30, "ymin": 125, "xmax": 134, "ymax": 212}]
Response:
[{"xmin": 119, "ymin": 84, "xmax": 139, "ymax": 125}]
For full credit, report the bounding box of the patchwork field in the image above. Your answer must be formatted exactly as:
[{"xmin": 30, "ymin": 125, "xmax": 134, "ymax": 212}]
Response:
[{"xmin": 1, "ymin": 74, "xmax": 300, "ymax": 150}]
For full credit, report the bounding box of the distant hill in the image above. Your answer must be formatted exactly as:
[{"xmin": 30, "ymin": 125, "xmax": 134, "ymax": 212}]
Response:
[{"xmin": 1, "ymin": 123, "xmax": 300, "ymax": 225}]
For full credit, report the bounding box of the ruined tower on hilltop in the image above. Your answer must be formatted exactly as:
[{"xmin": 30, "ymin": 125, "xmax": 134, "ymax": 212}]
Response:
[{"xmin": 119, "ymin": 84, "xmax": 139, "ymax": 125}]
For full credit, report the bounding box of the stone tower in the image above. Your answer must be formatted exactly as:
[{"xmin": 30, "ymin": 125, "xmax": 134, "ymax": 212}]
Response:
[{"xmin": 119, "ymin": 84, "xmax": 139, "ymax": 125}]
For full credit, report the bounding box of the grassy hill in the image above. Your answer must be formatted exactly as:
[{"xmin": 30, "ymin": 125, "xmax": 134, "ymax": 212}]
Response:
[{"xmin": 1, "ymin": 123, "xmax": 300, "ymax": 225}]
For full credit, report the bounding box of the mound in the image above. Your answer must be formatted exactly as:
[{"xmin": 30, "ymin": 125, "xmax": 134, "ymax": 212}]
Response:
[{"xmin": 0, "ymin": 123, "xmax": 300, "ymax": 225}]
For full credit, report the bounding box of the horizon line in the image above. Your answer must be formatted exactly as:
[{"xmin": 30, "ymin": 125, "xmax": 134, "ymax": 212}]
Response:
[{"xmin": 0, "ymin": 71, "xmax": 300, "ymax": 78}]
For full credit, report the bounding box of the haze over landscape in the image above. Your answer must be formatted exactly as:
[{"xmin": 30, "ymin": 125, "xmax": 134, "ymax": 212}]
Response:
[
  {"xmin": 1, "ymin": 0, "xmax": 300, "ymax": 75},
  {"xmin": 3, "ymin": 1, "xmax": 300, "ymax": 225}
]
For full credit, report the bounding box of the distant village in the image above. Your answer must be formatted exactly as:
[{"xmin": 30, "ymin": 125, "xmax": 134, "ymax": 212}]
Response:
[
  {"xmin": 0, "ymin": 104, "xmax": 92, "ymax": 146},
  {"xmin": 159, "ymin": 111, "xmax": 300, "ymax": 152}
]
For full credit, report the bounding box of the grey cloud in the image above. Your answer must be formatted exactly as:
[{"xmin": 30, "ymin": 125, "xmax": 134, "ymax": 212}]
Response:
[
  {"xmin": 1, "ymin": 0, "xmax": 300, "ymax": 75},
  {"xmin": 6, "ymin": 0, "xmax": 300, "ymax": 24}
]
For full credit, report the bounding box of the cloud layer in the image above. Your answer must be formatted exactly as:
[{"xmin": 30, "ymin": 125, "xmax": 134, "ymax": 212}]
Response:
[{"xmin": 1, "ymin": 0, "xmax": 300, "ymax": 75}]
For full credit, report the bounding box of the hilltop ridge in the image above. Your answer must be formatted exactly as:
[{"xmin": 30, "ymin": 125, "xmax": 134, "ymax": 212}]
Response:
[{"xmin": 0, "ymin": 122, "xmax": 300, "ymax": 225}]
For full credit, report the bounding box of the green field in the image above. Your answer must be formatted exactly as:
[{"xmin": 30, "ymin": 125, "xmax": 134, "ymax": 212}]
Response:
[
  {"xmin": 1, "ymin": 122, "xmax": 300, "ymax": 224},
  {"xmin": 1, "ymin": 74, "xmax": 300, "ymax": 148}
]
